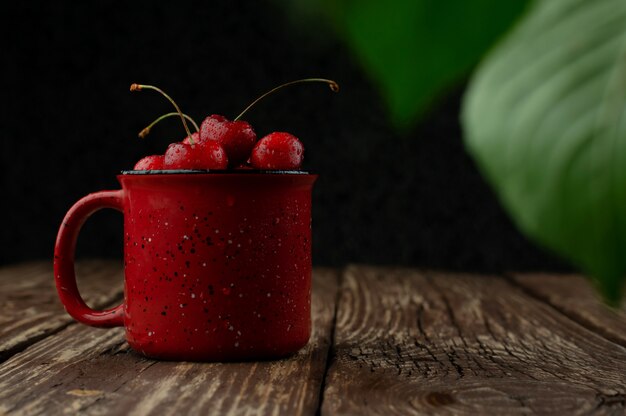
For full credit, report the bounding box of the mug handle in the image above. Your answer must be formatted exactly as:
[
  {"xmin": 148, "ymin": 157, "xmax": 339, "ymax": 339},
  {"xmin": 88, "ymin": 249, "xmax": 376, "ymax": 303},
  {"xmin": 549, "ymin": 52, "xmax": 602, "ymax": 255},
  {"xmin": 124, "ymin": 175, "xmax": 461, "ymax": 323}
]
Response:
[{"xmin": 54, "ymin": 190, "xmax": 125, "ymax": 327}]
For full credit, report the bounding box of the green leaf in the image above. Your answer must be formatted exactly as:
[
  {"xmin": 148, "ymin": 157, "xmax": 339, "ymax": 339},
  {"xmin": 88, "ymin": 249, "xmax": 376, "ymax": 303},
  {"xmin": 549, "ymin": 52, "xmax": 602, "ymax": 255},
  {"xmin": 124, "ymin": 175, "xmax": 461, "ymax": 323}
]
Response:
[
  {"xmin": 327, "ymin": 0, "xmax": 529, "ymax": 130},
  {"xmin": 463, "ymin": 0, "xmax": 626, "ymax": 303}
]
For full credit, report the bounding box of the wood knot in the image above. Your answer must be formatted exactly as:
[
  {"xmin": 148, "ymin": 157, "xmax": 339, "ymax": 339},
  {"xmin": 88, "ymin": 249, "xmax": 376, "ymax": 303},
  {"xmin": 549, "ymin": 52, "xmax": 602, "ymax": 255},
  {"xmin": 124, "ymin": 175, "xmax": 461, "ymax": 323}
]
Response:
[
  {"xmin": 425, "ymin": 391, "xmax": 455, "ymax": 407},
  {"xmin": 597, "ymin": 392, "xmax": 626, "ymax": 407}
]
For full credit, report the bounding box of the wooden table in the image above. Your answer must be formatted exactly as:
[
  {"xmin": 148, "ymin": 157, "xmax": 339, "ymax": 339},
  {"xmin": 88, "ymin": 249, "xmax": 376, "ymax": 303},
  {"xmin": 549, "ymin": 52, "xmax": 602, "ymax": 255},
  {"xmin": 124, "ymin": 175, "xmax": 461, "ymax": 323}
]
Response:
[{"xmin": 0, "ymin": 261, "xmax": 625, "ymax": 415}]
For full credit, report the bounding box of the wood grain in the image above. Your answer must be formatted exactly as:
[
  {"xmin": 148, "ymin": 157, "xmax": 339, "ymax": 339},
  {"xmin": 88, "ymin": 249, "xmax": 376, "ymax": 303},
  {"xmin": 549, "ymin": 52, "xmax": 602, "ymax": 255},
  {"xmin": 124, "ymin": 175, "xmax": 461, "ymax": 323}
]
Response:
[
  {"xmin": 511, "ymin": 273, "xmax": 626, "ymax": 348},
  {"xmin": 0, "ymin": 260, "xmax": 124, "ymax": 361},
  {"xmin": 0, "ymin": 268, "xmax": 338, "ymax": 416},
  {"xmin": 321, "ymin": 266, "xmax": 626, "ymax": 415}
]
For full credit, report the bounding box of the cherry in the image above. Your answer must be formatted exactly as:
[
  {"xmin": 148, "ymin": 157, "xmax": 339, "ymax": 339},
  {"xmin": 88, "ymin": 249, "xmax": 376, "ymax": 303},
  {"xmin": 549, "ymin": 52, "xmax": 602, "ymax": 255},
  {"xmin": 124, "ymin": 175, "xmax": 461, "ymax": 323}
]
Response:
[
  {"xmin": 250, "ymin": 132, "xmax": 304, "ymax": 170},
  {"xmin": 195, "ymin": 141, "xmax": 229, "ymax": 169},
  {"xmin": 199, "ymin": 114, "xmax": 229, "ymax": 140},
  {"xmin": 199, "ymin": 115, "xmax": 257, "ymax": 166},
  {"xmin": 134, "ymin": 155, "xmax": 164, "ymax": 170},
  {"xmin": 182, "ymin": 132, "xmax": 200, "ymax": 145},
  {"xmin": 164, "ymin": 142, "xmax": 228, "ymax": 170}
]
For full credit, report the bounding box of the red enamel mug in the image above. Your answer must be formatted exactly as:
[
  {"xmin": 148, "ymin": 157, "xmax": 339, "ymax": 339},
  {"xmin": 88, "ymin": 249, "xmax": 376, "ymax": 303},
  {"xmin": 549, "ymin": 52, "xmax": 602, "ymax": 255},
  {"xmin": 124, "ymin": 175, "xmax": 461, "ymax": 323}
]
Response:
[{"xmin": 54, "ymin": 171, "xmax": 317, "ymax": 361}]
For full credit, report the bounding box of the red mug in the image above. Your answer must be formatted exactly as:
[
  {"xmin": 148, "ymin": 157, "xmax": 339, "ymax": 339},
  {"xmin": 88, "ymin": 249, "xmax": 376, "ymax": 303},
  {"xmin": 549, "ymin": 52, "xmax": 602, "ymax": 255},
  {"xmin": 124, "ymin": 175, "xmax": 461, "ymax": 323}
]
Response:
[{"xmin": 54, "ymin": 171, "xmax": 317, "ymax": 361}]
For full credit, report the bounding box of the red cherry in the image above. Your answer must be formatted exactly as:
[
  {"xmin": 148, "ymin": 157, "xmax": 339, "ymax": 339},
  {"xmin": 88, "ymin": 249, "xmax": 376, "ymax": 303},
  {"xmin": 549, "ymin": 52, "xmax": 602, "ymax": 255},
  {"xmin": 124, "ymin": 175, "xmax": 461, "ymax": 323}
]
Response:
[
  {"xmin": 163, "ymin": 143, "xmax": 192, "ymax": 169},
  {"xmin": 197, "ymin": 141, "xmax": 229, "ymax": 169},
  {"xmin": 199, "ymin": 115, "xmax": 257, "ymax": 166},
  {"xmin": 163, "ymin": 142, "xmax": 228, "ymax": 169},
  {"xmin": 223, "ymin": 121, "xmax": 257, "ymax": 164},
  {"xmin": 134, "ymin": 155, "xmax": 164, "ymax": 170},
  {"xmin": 199, "ymin": 114, "xmax": 230, "ymax": 142},
  {"xmin": 250, "ymin": 132, "xmax": 304, "ymax": 170},
  {"xmin": 182, "ymin": 131, "xmax": 200, "ymax": 145}
]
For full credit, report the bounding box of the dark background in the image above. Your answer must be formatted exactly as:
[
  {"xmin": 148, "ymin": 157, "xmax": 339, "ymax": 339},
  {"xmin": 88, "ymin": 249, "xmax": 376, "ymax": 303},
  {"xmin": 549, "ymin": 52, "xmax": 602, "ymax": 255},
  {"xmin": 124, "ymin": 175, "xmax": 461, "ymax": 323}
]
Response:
[{"xmin": 0, "ymin": 1, "xmax": 568, "ymax": 272}]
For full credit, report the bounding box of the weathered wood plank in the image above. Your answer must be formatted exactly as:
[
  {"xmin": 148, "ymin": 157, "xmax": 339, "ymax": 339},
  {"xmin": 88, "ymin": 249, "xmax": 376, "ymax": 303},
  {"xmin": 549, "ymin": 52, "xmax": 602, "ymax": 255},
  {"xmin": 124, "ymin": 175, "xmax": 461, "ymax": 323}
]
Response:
[
  {"xmin": 0, "ymin": 260, "xmax": 124, "ymax": 361},
  {"xmin": 0, "ymin": 269, "xmax": 338, "ymax": 416},
  {"xmin": 322, "ymin": 266, "xmax": 626, "ymax": 415},
  {"xmin": 511, "ymin": 273, "xmax": 626, "ymax": 348}
]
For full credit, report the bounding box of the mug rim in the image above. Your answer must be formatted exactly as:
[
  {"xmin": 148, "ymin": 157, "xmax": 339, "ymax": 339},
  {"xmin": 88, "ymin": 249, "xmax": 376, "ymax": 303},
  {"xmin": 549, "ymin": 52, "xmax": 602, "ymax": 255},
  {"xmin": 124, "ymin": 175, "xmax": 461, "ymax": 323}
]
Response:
[{"xmin": 120, "ymin": 169, "xmax": 313, "ymax": 175}]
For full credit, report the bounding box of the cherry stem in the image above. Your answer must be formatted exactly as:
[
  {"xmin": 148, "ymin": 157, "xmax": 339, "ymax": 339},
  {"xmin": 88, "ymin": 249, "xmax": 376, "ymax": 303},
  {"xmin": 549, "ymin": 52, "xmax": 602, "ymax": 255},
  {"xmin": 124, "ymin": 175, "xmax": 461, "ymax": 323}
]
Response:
[
  {"xmin": 130, "ymin": 83, "xmax": 196, "ymax": 145},
  {"xmin": 233, "ymin": 78, "xmax": 339, "ymax": 121},
  {"xmin": 138, "ymin": 112, "xmax": 200, "ymax": 139}
]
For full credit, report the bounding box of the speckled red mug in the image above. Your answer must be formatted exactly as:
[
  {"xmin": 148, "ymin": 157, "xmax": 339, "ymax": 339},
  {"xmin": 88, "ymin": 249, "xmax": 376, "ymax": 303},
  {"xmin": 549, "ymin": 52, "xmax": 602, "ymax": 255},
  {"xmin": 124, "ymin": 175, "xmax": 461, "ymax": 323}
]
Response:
[{"xmin": 54, "ymin": 171, "xmax": 317, "ymax": 361}]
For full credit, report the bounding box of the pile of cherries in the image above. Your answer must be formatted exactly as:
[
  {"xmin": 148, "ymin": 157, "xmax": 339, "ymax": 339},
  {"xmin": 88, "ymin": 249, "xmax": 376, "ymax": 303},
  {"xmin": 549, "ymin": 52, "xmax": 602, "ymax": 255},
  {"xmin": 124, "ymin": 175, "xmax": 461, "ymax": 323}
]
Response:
[{"xmin": 132, "ymin": 79, "xmax": 337, "ymax": 171}]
